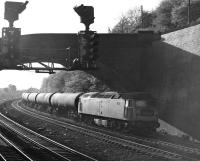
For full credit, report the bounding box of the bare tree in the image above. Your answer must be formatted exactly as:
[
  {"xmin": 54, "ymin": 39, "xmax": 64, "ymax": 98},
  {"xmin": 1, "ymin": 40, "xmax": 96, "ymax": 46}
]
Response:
[
  {"xmin": 112, "ymin": 14, "xmax": 130, "ymax": 33},
  {"xmin": 111, "ymin": 7, "xmax": 153, "ymax": 33}
]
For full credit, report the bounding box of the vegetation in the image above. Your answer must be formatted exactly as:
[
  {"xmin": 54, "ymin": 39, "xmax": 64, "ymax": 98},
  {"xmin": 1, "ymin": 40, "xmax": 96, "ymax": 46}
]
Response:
[
  {"xmin": 110, "ymin": 0, "xmax": 200, "ymax": 33},
  {"xmin": 40, "ymin": 71, "xmax": 111, "ymax": 93}
]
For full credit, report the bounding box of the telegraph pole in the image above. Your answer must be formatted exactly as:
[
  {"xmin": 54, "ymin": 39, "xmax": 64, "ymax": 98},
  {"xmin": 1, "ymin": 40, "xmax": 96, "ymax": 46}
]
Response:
[
  {"xmin": 188, "ymin": 0, "xmax": 191, "ymax": 25},
  {"xmin": 141, "ymin": 5, "xmax": 143, "ymax": 28}
]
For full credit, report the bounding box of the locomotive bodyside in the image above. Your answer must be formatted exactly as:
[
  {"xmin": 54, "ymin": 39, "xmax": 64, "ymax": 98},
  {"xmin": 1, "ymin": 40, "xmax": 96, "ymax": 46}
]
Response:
[{"xmin": 79, "ymin": 96, "xmax": 127, "ymax": 120}]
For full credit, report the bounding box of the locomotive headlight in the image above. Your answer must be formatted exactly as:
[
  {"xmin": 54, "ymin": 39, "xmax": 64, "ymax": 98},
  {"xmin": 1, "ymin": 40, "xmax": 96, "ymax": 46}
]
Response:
[{"xmin": 136, "ymin": 100, "xmax": 146, "ymax": 107}]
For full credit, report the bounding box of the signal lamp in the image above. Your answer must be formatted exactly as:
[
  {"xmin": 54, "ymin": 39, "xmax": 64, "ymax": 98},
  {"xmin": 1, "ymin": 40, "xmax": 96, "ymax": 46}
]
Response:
[{"xmin": 74, "ymin": 4, "xmax": 94, "ymax": 31}]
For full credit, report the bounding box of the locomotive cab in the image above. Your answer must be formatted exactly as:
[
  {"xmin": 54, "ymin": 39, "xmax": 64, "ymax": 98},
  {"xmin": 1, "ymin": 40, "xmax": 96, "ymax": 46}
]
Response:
[
  {"xmin": 123, "ymin": 94, "xmax": 159, "ymax": 129},
  {"xmin": 124, "ymin": 99, "xmax": 147, "ymax": 120}
]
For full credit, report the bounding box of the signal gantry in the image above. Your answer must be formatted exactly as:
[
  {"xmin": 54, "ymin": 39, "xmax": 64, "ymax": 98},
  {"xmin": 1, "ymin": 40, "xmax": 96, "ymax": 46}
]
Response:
[{"xmin": 0, "ymin": 2, "xmax": 99, "ymax": 72}]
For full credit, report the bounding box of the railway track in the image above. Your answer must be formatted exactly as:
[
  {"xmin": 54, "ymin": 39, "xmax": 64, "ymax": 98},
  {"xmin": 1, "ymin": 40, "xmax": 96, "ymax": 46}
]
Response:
[
  {"xmin": 0, "ymin": 132, "xmax": 33, "ymax": 161},
  {"xmin": 10, "ymin": 100, "xmax": 200, "ymax": 161},
  {"xmin": 129, "ymin": 134, "xmax": 200, "ymax": 156},
  {"xmin": 0, "ymin": 107, "xmax": 97, "ymax": 161}
]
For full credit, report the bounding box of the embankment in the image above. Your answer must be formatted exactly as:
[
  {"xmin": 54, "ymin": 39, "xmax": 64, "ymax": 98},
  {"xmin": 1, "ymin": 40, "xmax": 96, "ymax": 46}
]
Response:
[{"xmin": 141, "ymin": 25, "xmax": 200, "ymax": 139}]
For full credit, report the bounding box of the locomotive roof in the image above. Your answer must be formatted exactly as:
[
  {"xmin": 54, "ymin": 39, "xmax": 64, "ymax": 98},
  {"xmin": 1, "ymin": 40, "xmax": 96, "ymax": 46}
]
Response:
[
  {"xmin": 119, "ymin": 92, "xmax": 154, "ymax": 100},
  {"xmin": 83, "ymin": 92, "xmax": 154, "ymax": 100}
]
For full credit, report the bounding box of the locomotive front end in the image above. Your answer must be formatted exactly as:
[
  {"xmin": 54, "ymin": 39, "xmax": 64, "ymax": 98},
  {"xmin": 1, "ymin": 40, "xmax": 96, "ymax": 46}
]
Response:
[{"xmin": 123, "ymin": 93, "xmax": 160, "ymax": 130}]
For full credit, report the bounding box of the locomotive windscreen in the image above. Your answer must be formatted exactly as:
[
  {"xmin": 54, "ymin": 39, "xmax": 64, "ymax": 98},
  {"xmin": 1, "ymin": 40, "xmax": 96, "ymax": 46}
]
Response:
[{"xmin": 120, "ymin": 93, "xmax": 156, "ymax": 105}]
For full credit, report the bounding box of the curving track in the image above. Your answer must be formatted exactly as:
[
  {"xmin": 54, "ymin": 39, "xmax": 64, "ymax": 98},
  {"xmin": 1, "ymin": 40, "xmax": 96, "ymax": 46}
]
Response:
[
  {"xmin": 0, "ymin": 102, "xmax": 97, "ymax": 161},
  {"xmin": 10, "ymin": 100, "xmax": 200, "ymax": 161}
]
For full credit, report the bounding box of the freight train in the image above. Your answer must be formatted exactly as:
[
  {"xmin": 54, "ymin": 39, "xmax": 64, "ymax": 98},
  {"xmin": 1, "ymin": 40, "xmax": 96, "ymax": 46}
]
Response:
[{"xmin": 22, "ymin": 92, "xmax": 160, "ymax": 132}]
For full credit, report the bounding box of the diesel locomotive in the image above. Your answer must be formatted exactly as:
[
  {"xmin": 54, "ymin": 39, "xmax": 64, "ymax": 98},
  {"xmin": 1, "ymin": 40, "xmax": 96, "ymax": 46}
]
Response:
[{"xmin": 22, "ymin": 91, "xmax": 160, "ymax": 131}]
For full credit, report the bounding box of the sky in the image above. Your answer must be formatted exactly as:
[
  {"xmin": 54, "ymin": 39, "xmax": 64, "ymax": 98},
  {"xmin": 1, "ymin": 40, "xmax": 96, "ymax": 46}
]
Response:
[{"xmin": 0, "ymin": 0, "xmax": 163, "ymax": 90}]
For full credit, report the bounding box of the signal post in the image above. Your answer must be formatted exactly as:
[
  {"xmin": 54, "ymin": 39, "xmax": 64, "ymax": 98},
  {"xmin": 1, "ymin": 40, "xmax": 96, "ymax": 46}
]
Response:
[
  {"xmin": 1, "ymin": 1, "xmax": 28, "ymax": 68},
  {"xmin": 74, "ymin": 4, "xmax": 99, "ymax": 69}
]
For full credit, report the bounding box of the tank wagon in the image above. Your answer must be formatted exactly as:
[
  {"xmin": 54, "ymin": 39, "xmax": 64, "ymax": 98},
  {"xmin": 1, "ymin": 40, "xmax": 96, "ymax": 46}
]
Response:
[{"xmin": 22, "ymin": 91, "xmax": 160, "ymax": 131}]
